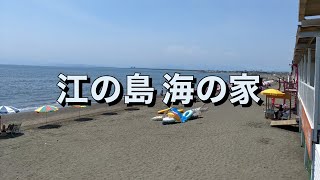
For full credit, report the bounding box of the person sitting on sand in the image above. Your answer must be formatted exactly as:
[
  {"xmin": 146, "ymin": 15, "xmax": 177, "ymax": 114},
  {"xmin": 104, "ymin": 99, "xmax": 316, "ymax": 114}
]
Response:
[
  {"xmin": 274, "ymin": 105, "xmax": 284, "ymax": 120},
  {"xmin": 0, "ymin": 115, "xmax": 2, "ymax": 130},
  {"xmin": 7, "ymin": 124, "xmax": 14, "ymax": 131},
  {"xmin": 1, "ymin": 124, "xmax": 6, "ymax": 133}
]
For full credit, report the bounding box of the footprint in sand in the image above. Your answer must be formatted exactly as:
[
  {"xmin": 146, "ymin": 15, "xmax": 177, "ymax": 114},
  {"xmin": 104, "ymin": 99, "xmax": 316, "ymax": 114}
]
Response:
[
  {"xmin": 246, "ymin": 122, "xmax": 264, "ymax": 128},
  {"xmin": 257, "ymin": 137, "xmax": 272, "ymax": 145}
]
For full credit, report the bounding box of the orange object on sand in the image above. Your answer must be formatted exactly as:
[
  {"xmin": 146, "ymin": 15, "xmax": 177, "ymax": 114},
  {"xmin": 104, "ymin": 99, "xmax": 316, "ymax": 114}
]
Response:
[
  {"xmin": 157, "ymin": 108, "xmax": 184, "ymax": 114},
  {"xmin": 167, "ymin": 112, "xmax": 181, "ymax": 122}
]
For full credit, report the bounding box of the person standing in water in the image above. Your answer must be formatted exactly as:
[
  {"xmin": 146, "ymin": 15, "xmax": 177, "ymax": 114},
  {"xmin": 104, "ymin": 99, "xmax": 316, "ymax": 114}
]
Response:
[{"xmin": 160, "ymin": 88, "xmax": 164, "ymax": 96}]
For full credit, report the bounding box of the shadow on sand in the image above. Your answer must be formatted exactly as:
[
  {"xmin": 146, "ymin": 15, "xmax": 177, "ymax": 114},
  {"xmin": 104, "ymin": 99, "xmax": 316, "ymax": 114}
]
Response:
[
  {"xmin": 125, "ymin": 107, "xmax": 140, "ymax": 111},
  {"xmin": 0, "ymin": 133, "xmax": 24, "ymax": 139},
  {"xmin": 189, "ymin": 116, "xmax": 203, "ymax": 121},
  {"xmin": 162, "ymin": 121, "xmax": 180, "ymax": 125},
  {"xmin": 74, "ymin": 118, "xmax": 94, "ymax": 122},
  {"xmin": 38, "ymin": 124, "xmax": 62, "ymax": 129},
  {"xmin": 276, "ymin": 125, "xmax": 299, "ymax": 132},
  {"xmin": 102, "ymin": 112, "xmax": 118, "ymax": 116}
]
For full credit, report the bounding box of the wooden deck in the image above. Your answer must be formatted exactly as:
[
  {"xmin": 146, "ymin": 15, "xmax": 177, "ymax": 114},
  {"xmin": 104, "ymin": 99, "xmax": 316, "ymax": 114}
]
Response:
[{"xmin": 270, "ymin": 120, "xmax": 298, "ymax": 126}]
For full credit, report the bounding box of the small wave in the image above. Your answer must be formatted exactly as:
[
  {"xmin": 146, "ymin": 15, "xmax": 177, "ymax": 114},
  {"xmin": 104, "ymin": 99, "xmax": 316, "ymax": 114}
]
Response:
[
  {"xmin": 19, "ymin": 103, "xmax": 65, "ymax": 112},
  {"xmin": 19, "ymin": 106, "xmax": 39, "ymax": 112}
]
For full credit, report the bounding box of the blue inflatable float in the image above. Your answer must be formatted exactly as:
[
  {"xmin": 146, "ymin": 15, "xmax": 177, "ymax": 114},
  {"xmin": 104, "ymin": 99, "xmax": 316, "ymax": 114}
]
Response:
[
  {"xmin": 181, "ymin": 110, "xmax": 193, "ymax": 122},
  {"xmin": 170, "ymin": 108, "xmax": 193, "ymax": 123}
]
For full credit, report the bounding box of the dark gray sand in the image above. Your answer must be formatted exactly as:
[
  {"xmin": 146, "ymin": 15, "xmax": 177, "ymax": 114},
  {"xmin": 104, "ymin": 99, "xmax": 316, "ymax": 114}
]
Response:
[{"xmin": 0, "ymin": 99, "xmax": 307, "ymax": 179}]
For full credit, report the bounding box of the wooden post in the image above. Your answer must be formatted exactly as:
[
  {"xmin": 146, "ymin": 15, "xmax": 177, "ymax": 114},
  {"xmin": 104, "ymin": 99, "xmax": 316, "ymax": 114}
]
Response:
[
  {"xmin": 308, "ymin": 48, "xmax": 312, "ymax": 85},
  {"xmin": 289, "ymin": 93, "xmax": 292, "ymax": 119},
  {"xmin": 304, "ymin": 54, "xmax": 306, "ymax": 82}
]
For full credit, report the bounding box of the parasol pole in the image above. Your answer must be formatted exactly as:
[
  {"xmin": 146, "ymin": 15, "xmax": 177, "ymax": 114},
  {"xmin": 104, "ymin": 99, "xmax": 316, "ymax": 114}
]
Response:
[
  {"xmin": 290, "ymin": 92, "xmax": 292, "ymax": 119},
  {"xmin": 265, "ymin": 96, "xmax": 268, "ymax": 118},
  {"xmin": 265, "ymin": 96, "xmax": 267, "ymax": 109}
]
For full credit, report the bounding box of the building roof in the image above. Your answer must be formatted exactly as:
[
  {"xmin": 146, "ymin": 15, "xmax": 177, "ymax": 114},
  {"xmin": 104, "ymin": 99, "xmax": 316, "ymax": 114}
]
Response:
[
  {"xmin": 299, "ymin": 0, "xmax": 320, "ymax": 21},
  {"xmin": 293, "ymin": 0, "xmax": 320, "ymax": 64}
]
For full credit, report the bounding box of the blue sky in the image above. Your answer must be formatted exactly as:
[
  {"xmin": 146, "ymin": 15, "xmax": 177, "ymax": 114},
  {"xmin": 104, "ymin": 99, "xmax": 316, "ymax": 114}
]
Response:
[{"xmin": 0, "ymin": 0, "xmax": 298, "ymax": 71}]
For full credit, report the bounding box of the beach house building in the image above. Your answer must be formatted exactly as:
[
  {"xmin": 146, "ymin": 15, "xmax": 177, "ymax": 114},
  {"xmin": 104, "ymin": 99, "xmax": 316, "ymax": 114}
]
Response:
[{"xmin": 293, "ymin": 0, "xmax": 320, "ymax": 179}]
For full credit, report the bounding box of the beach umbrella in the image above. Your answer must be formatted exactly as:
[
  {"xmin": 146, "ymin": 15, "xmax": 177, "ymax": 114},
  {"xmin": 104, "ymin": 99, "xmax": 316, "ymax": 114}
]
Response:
[
  {"xmin": 0, "ymin": 106, "xmax": 20, "ymax": 114},
  {"xmin": 261, "ymin": 89, "xmax": 285, "ymax": 109},
  {"xmin": 72, "ymin": 105, "xmax": 87, "ymax": 119},
  {"xmin": 261, "ymin": 89, "xmax": 285, "ymax": 97},
  {"xmin": 35, "ymin": 105, "xmax": 58, "ymax": 123},
  {"xmin": 0, "ymin": 106, "xmax": 20, "ymax": 128}
]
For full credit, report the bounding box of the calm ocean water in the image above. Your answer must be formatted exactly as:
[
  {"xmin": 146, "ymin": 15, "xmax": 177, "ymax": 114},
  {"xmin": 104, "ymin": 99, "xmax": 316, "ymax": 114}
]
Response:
[{"xmin": 0, "ymin": 64, "xmax": 230, "ymax": 112}]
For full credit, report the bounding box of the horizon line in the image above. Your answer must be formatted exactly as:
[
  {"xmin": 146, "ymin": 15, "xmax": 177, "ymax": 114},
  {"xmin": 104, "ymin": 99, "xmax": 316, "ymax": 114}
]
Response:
[{"xmin": 0, "ymin": 63, "xmax": 290, "ymax": 73}]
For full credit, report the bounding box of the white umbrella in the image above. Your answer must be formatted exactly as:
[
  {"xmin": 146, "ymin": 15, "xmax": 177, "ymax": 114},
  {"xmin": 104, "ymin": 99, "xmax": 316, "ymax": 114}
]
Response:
[{"xmin": 0, "ymin": 106, "xmax": 20, "ymax": 114}]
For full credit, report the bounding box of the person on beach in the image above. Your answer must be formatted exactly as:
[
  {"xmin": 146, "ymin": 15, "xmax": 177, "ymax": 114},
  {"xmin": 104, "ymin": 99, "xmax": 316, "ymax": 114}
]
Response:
[
  {"xmin": 7, "ymin": 124, "xmax": 14, "ymax": 131},
  {"xmin": 275, "ymin": 104, "xmax": 284, "ymax": 120},
  {"xmin": 1, "ymin": 125, "xmax": 6, "ymax": 133},
  {"xmin": 0, "ymin": 115, "xmax": 2, "ymax": 132},
  {"xmin": 1, "ymin": 115, "xmax": 6, "ymax": 133}
]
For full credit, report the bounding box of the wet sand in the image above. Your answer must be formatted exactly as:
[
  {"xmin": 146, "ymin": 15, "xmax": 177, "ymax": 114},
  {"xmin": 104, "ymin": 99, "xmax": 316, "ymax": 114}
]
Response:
[{"xmin": 0, "ymin": 98, "xmax": 307, "ymax": 179}]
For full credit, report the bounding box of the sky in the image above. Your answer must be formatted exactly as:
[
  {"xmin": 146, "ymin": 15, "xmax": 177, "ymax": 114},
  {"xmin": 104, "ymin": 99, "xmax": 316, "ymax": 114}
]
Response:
[{"xmin": 0, "ymin": 0, "xmax": 298, "ymax": 71}]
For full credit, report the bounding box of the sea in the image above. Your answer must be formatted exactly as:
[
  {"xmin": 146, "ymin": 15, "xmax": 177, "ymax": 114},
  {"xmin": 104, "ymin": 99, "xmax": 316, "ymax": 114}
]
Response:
[{"xmin": 0, "ymin": 64, "xmax": 230, "ymax": 112}]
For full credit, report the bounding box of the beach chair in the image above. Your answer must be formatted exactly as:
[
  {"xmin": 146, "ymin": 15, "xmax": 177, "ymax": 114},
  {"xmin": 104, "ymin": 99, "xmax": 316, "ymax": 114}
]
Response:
[{"xmin": 7, "ymin": 123, "xmax": 22, "ymax": 137}]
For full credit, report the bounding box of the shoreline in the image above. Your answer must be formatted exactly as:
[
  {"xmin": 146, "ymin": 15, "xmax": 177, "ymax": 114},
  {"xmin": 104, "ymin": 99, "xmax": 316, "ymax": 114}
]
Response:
[{"xmin": 2, "ymin": 97, "xmax": 172, "ymax": 129}]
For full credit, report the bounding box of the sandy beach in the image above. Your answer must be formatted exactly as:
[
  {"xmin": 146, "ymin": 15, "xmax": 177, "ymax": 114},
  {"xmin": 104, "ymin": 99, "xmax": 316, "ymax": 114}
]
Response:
[
  {"xmin": 2, "ymin": 0, "xmax": 313, "ymax": 178},
  {"xmin": 0, "ymin": 97, "xmax": 307, "ymax": 180}
]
